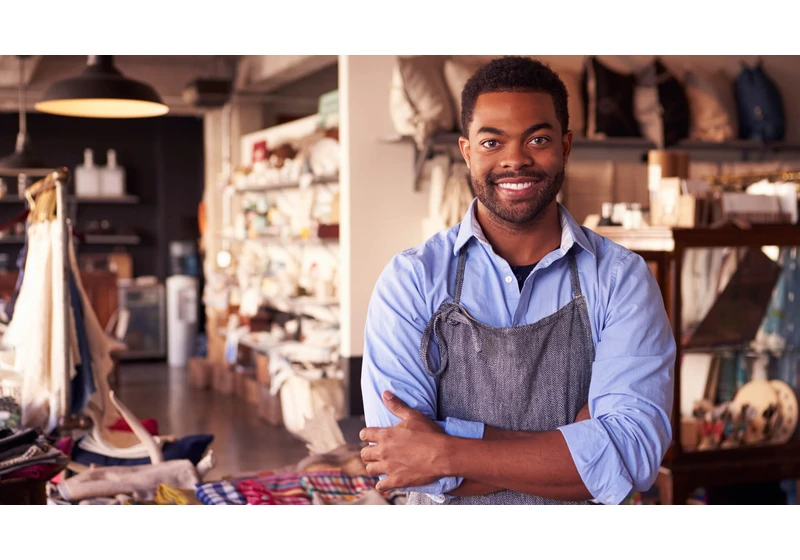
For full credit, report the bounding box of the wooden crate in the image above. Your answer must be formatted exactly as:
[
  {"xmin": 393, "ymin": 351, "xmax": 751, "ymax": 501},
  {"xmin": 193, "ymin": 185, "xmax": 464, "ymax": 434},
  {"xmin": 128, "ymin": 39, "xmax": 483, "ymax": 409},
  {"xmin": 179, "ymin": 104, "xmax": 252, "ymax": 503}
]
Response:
[
  {"xmin": 243, "ymin": 375, "xmax": 260, "ymax": 405},
  {"xmin": 255, "ymin": 352, "xmax": 271, "ymax": 386},
  {"xmin": 212, "ymin": 364, "xmax": 235, "ymax": 396},
  {"xmin": 258, "ymin": 383, "xmax": 283, "ymax": 427}
]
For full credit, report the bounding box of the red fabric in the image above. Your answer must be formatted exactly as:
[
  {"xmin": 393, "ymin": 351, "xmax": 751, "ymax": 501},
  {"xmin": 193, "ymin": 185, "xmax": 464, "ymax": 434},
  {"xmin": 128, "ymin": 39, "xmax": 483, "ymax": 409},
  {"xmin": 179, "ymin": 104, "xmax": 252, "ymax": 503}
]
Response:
[
  {"xmin": 108, "ymin": 417, "xmax": 160, "ymax": 436},
  {"xmin": 4, "ymin": 462, "xmax": 65, "ymax": 482}
]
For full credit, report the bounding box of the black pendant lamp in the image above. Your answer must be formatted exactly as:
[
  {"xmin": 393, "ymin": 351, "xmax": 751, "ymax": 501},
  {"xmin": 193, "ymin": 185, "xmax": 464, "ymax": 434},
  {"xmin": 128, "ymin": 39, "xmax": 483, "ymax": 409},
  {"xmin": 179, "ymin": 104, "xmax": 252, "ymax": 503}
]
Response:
[
  {"xmin": 0, "ymin": 55, "xmax": 51, "ymax": 176},
  {"xmin": 34, "ymin": 55, "xmax": 169, "ymax": 119}
]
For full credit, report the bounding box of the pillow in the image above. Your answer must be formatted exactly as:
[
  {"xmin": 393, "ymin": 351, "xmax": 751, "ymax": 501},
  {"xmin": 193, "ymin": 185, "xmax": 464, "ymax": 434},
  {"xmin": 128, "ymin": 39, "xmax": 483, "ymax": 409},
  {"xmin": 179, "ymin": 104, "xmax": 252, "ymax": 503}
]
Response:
[
  {"xmin": 558, "ymin": 68, "xmax": 585, "ymax": 138},
  {"xmin": 634, "ymin": 58, "xmax": 690, "ymax": 148},
  {"xmin": 389, "ymin": 56, "xmax": 455, "ymax": 149},
  {"xmin": 443, "ymin": 55, "xmax": 494, "ymax": 130},
  {"xmin": 683, "ymin": 68, "xmax": 737, "ymax": 142},
  {"xmin": 582, "ymin": 56, "xmax": 641, "ymax": 139},
  {"xmin": 444, "ymin": 56, "xmax": 584, "ymax": 137},
  {"xmin": 71, "ymin": 434, "xmax": 214, "ymax": 467}
]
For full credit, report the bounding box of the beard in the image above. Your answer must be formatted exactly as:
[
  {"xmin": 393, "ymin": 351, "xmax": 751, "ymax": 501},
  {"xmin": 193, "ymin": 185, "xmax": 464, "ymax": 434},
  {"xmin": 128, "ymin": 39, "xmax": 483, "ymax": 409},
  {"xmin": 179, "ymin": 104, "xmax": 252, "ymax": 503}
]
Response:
[{"xmin": 469, "ymin": 165, "xmax": 565, "ymax": 226}]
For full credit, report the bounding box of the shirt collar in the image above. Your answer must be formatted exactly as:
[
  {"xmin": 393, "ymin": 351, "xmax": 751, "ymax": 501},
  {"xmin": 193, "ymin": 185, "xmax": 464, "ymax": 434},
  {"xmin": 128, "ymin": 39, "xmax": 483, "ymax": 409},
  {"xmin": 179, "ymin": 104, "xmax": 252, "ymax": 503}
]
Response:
[{"xmin": 453, "ymin": 198, "xmax": 597, "ymax": 259}]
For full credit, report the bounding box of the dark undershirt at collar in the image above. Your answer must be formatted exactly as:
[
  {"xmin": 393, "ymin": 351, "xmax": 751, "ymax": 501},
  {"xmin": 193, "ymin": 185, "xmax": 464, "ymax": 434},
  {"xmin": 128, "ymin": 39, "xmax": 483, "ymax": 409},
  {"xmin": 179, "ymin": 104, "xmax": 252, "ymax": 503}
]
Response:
[{"xmin": 510, "ymin": 262, "xmax": 538, "ymax": 292}]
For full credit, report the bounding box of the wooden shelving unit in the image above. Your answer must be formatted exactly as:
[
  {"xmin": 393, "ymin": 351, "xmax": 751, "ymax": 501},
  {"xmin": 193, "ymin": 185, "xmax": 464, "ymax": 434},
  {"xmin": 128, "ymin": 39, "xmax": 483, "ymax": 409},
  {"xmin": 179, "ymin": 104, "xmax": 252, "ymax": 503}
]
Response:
[
  {"xmin": 384, "ymin": 133, "xmax": 800, "ymax": 192},
  {"xmin": 601, "ymin": 224, "xmax": 800, "ymax": 504}
]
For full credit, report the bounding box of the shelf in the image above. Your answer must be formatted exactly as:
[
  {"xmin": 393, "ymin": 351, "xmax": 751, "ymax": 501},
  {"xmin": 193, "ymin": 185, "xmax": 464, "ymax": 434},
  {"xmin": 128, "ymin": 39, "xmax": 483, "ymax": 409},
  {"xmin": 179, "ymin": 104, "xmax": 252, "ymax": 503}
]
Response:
[
  {"xmin": 82, "ymin": 234, "xmax": 141, "ymax": 245},
  {"xmin": 232, "ymin": 173, "xmax": 339, "ymax": 193},
  {"xmin": 70, "ymin": 195, "xmax": 140, "ymax": 204},
  {"xmin": 0, "ymin": 194, "xmax": 140, "ymax": 204},
  {"xmin": 384, "ymin": 133, "xmax": 800, "ymax": 192}
]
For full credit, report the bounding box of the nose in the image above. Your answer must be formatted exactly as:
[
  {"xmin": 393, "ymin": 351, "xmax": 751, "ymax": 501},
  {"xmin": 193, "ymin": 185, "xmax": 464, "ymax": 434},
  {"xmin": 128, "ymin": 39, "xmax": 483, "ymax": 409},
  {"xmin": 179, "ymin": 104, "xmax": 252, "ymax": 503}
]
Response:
[{"xmin": 500, "ymin": 141, "xmax": 534, "ymax": 170}]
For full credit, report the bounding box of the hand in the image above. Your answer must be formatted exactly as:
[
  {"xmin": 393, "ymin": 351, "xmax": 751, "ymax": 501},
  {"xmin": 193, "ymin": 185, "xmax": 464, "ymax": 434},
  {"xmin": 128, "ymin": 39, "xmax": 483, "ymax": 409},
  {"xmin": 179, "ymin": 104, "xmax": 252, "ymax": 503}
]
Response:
[{"xmin": 360, "ymin": 391, "xmax": 447, "ymax": 492}]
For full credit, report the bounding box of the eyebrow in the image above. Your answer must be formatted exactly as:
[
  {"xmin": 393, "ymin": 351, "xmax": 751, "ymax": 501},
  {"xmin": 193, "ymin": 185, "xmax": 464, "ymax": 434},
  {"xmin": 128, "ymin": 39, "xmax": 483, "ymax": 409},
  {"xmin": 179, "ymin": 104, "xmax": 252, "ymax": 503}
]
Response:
[{"xmin": 476, "ymin": 122, "xmax": 554, "ymax": 137}]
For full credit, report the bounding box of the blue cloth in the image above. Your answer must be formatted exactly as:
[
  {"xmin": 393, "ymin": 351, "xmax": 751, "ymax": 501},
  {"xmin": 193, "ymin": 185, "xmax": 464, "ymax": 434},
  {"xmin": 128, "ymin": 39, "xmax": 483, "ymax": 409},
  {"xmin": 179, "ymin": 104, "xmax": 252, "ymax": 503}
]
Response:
[
  {"xmin": 68, "ymin": 269, "xmax": 96, "ymax": 415},
  {"xmin": 71, "ymin": 434, "xmax": 214, "ymax": 467},
  {"xmin": 361, "ymin": 201, "xmax": 675, "ymax": 505},
  {"xmin": 195, "ymin": 480, "xmax": 246, "ymax": 505},
  {"xmin": 4, "ymin": 231, "xmax": 28, "ymax": 321}
]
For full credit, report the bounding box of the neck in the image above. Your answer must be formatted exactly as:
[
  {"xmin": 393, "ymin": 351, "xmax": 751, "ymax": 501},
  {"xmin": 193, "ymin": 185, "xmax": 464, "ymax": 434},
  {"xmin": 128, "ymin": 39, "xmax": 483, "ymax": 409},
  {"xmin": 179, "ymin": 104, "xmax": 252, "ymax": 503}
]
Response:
[{"xmin": 475, "ymin": 201, "xmax": 562, "ymax": 267}]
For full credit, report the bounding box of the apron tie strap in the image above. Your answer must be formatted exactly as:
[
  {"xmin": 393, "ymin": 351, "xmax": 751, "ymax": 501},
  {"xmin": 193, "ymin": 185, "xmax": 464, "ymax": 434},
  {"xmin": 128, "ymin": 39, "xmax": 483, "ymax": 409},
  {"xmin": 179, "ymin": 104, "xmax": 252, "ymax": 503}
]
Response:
[{"xmin": 420, "ymin": 303, "xmax": 481, "ymax": 378}]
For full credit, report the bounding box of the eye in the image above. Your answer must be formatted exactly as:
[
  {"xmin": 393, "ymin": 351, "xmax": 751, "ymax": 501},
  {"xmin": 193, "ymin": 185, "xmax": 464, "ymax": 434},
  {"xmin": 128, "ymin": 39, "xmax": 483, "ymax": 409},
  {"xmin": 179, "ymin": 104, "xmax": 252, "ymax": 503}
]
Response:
[
  {"xmin": 529, "ymin": 136, "xmax": 550, "ymax": 146},
  {"xmin": 480, "ymin": 139, "xmax": 500, "ymax": 149}
]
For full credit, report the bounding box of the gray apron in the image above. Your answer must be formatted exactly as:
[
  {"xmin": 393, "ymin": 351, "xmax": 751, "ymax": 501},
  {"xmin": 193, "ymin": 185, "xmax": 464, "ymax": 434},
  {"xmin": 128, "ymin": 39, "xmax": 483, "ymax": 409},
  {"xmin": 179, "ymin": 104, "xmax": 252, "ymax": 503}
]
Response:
[{"xmin": 407, "ymin": 245, "xmax": 595, "ymax": 505}]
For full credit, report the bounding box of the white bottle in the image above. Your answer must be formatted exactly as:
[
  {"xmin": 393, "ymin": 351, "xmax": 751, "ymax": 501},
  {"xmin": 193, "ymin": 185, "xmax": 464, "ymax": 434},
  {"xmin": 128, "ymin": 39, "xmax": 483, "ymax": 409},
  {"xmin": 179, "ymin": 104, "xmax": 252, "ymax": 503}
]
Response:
[
  {"xmin": 75, "ymin": 148, "xmax": 101, "ymax": 198},
  {"xmin": 100, "ymin": 149, "xmax": 125, "ymax": 197}
]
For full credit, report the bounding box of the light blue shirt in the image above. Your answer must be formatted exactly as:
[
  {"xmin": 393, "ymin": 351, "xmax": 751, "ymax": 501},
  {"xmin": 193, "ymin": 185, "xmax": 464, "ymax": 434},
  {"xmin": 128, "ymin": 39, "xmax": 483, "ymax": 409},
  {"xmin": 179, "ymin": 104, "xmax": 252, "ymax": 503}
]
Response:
[{"xmin": 361, "ymin": 200, "xmax": 675, "ymax": 505}]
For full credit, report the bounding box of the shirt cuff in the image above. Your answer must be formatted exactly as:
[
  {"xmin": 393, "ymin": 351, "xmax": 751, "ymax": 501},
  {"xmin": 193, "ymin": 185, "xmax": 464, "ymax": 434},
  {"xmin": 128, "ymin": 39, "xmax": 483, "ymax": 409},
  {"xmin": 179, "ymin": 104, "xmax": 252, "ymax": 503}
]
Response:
[{"xmin": 557, "ymin": 420, "xmax": 634, "ymax": 505}]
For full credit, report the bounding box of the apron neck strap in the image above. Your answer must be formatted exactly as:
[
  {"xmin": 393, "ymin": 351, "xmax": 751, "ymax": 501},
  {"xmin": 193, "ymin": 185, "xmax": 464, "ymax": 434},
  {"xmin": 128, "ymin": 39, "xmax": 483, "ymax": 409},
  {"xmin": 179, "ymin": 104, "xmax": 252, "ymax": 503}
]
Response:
[
  {"xmin": 568, "ymin": 251, "xmax": 583, "ymax": 299},
  {"xmin": 454, "ymin": 245, "xmax": 468, "ymax": 305}
]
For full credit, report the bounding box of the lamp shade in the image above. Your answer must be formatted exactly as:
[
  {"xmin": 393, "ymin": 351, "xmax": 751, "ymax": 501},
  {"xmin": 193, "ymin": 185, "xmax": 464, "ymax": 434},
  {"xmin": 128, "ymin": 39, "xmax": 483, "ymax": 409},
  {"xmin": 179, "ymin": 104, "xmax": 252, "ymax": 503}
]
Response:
[{"xmin": 34, "ymin": 55, "xmax": 169, "ymax": 119}]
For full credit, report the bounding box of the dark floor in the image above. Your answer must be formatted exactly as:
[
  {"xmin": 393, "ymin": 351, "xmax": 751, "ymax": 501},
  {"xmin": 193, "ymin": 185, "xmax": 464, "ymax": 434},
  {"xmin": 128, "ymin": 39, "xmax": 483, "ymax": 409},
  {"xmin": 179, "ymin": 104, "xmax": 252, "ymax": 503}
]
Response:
[{"xmin": 115, "ymin": 362, "xmax": 363, "ymax": 480}]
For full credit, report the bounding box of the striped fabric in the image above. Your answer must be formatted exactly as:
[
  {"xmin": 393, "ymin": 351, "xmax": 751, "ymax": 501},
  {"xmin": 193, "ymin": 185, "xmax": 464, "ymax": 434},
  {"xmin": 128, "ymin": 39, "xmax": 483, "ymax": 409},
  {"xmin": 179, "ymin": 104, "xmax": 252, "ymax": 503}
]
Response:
[
  {"xmin": 300, "ymin": 473, "xmax": 387, "ymax": 503},
  {"xmin": 235, "ymin": 472, "xmax": 333, "ymax": 505},
  {"xmin": 195, "ymin": 481, "xmax": 247, "ymax": 505}
]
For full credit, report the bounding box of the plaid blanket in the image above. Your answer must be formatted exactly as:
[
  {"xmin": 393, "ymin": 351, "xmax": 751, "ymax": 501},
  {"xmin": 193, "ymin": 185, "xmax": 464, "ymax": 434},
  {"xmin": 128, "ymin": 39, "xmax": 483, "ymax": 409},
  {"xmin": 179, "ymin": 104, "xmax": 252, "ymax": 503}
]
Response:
[
  {"xmin": 195, "ymin": 481, "xmax": 247, "ymax": 505},
  {"xmin": 300, "ymin": 473, "xmax": 385, "ymax": 503}
]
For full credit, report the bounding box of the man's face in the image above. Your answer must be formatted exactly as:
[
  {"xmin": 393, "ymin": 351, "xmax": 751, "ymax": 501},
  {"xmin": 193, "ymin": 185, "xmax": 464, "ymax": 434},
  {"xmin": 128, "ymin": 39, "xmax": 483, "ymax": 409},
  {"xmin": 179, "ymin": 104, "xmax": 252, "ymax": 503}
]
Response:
[{"xmin": 459, "ymin": 91, "xmax": 571, "ymax": 226}]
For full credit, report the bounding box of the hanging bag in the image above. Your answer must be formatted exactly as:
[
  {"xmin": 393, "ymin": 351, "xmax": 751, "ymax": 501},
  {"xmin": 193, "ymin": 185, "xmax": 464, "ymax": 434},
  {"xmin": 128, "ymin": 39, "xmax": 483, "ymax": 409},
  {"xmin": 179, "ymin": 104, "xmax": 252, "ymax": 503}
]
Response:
[{"xmin": 734, "ymin": 60, "xmax": 785, "ymax": 142}]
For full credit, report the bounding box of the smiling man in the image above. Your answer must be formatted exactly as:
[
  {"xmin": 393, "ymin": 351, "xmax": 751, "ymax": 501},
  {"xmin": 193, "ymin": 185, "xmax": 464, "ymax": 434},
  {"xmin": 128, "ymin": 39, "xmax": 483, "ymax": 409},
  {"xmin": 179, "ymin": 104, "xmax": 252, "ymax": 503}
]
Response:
[{"xmin": 360, "ymin": 56, "xmax": 676, "ymax": 505}]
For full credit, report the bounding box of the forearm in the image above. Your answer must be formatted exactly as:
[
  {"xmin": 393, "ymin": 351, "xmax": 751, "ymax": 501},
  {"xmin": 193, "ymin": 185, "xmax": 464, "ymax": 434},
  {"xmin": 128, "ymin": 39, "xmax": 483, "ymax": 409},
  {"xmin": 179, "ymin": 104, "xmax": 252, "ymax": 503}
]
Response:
[
  {"xmin": 449, "ymin": 405, "xmax": 592, "ymax": 498},
  {"xmin": 440, "ymin": 428, "xmax": 592, "ymax": 501}
]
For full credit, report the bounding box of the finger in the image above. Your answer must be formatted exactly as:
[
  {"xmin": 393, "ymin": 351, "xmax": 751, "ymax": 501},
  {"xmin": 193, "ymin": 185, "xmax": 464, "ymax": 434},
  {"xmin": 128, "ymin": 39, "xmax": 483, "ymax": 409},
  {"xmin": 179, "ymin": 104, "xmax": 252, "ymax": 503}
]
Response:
[
  {"xmin": 382, "ymin": 391, "xmax": 415, "ymax": 420},
  {"xmin": 365, "ymin": 461, "xmax": 386, "ymax": 477},
  {"xmin": 375, "ymin": 475, "xmax": 400, "ymax": 493},
  {"xmin": 359, "ymin": 427, "xmax": 384, "ymax": 443},
  {"xmin": 360, "ymin": 445, "xmax": 381, "ymax": 463}
]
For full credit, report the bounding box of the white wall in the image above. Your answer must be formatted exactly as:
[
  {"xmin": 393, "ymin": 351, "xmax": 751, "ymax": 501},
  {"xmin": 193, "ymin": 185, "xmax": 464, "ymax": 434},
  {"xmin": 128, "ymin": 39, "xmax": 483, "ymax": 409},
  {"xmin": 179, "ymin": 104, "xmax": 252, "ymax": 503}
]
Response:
[{"xmin": 339, "ymin": 55, "xmax": 430, "ymax": 357}]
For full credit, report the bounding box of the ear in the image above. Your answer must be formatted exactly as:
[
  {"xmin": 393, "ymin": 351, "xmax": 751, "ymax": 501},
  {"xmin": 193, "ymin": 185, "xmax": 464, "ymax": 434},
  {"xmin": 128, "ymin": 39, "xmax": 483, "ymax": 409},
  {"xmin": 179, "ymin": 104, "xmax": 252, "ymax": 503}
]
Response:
[
  {"xmin": 561, "ymin": 130, "xmax": 573, "ymax": 167},
  {"xmin": 458, "ymin": 135, "xmax": 471, "ymax": 170}
]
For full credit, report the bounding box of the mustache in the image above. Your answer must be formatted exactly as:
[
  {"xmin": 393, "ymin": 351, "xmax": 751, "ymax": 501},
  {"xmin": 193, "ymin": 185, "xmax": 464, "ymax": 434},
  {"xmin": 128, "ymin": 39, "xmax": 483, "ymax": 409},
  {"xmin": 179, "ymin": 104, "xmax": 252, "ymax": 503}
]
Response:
[{"xmin": 486, "ymin": 170, "xmax": 550, "ymax": 183}]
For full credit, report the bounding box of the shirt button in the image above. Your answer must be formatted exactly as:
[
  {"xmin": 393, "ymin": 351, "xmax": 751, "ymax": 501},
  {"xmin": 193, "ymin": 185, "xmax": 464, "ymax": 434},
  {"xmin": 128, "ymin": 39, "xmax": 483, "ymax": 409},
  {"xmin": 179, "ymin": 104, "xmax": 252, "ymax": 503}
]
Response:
[{"xmin": 505, "ymin": 276, "xmax": 513, "ymax": 284}]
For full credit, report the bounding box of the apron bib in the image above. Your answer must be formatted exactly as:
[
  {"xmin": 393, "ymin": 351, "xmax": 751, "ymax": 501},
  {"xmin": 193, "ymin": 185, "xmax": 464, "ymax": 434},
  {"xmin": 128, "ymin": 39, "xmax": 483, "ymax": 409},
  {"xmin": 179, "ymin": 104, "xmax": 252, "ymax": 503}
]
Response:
[{"xmin": 408, "ymin": 246, "xmax": 595, "ymax": 505}]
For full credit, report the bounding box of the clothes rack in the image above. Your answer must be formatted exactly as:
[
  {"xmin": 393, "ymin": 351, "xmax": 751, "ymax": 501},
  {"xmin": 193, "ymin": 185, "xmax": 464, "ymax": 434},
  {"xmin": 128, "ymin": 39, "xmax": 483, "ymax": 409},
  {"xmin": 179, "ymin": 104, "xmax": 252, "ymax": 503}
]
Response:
[{"xmin": 23, "ymin": 168, "xmax": 91, "ymax": 434}]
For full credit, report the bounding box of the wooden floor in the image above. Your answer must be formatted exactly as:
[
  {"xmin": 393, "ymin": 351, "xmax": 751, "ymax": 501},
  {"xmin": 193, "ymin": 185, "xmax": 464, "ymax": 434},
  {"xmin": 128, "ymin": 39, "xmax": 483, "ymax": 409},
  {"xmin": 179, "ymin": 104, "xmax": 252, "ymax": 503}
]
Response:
[{"xmin": 115, "ymin": 361, "xmax": 362, "ymax": 480}]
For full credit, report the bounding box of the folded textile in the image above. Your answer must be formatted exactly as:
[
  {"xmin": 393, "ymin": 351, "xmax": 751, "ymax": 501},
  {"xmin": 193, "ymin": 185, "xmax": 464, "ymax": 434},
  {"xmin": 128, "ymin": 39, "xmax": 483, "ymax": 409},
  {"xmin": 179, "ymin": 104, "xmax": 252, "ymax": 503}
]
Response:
[
  {"xmin": 155, "ymin": 484, "xmax": 201, "ymax": 505},
  {"xmin": 75, "ymin": 432, "xmax": 168, "ymax": 460},
  {"xmin": 2, "ymin": 462, "xmax": 66, "ymax": 482},
  {"xmin": 311, "ymin": 488, "xmax": 390, "ymax": 505},
  {"xmin": 57, "ymin": 459, "xmax": 199, "ymax": 502},
  {"xmin": 0, "ymin": 428, "xmax": 38, "ymax": 455},
  {"xmin": 300, "ymin": 473, "xmax": 402, "ymax": 503},
  {"xmin": 236, "ymin": 477, "xmax": 311, "ymax": 505},
  {"xmin": 72, "ymin": 434, "xmax": 213, "ymax": 467},
  {"xmin": 195, "ymin": 481, "xmax": 246, "ymax": 505},
  {"xmin": 0, "ymin": 445, "xmax": 66, "ymax": 477},
  {"xmin": 109, "ymin": 417, "xmax": 160, "ymax": 437}
]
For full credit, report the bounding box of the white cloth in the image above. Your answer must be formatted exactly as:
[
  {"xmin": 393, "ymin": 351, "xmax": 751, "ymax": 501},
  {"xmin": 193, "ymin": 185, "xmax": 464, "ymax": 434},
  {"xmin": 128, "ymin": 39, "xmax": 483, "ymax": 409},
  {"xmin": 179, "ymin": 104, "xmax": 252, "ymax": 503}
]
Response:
[
  {"xmin": 57, "ymin": 459, "xmax": 199, "ymax": 502},
  {"xmin": 3, "ymin": 221, "xmax": 78, "ymax": 432}
]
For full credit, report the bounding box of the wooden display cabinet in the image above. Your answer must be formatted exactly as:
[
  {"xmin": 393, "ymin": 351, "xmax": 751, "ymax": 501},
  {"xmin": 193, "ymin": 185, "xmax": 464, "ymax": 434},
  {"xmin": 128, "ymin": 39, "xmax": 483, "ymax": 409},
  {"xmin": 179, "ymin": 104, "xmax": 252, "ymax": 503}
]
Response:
[{"xmin": 601, "ymin": 224, "xmax": 800, "ymax": 504}]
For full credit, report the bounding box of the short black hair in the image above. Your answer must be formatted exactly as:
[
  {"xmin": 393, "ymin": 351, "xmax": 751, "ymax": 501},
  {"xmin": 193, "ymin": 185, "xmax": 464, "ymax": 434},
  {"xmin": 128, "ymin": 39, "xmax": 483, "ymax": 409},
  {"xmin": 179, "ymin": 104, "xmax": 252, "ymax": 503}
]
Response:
[{"xmin": 460, "ymin": 56, "xmax": 570, "ymax": 137}]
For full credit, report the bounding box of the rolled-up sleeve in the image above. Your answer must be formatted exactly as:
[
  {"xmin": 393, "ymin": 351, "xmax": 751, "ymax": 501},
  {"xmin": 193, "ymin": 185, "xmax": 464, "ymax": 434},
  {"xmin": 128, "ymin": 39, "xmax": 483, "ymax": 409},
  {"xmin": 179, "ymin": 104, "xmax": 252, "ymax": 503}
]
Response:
[
  {"xmin": 362, "ymin": 253, "xmax": 485, "ymax": 502},
  {"xmin": 557, "ymin": 252, "xmax": 675, "ymax": 505}
]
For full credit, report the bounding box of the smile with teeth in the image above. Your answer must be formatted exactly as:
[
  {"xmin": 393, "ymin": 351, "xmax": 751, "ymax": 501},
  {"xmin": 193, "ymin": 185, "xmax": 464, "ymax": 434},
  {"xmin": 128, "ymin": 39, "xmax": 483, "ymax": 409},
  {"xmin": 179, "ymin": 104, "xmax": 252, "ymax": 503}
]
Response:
[{"xmin": 496, "ymin": 180, "xmax": 537, "ymax": 190}]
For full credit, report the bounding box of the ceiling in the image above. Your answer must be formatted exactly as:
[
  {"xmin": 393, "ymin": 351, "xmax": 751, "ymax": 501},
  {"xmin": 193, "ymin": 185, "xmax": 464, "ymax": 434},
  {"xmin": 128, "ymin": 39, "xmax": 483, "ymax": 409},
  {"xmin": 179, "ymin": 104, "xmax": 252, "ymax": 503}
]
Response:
[{"xmin": 0, "ymin": 55, "xmax": 338, "ymax": 116}]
